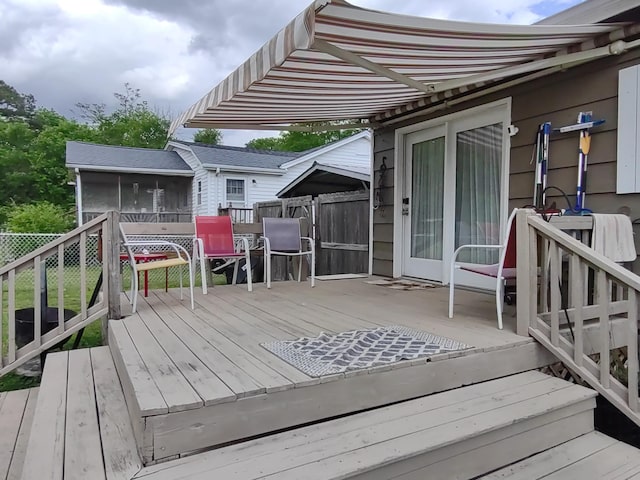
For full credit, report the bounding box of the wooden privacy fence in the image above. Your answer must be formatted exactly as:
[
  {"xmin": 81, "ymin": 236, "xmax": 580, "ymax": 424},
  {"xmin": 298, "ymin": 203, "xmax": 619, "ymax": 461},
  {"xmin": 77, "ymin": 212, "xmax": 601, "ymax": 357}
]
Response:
[
  {"xmin": 516, "ymin": 209, "xmax": 640, "ymax": 426},
  {"xmin": 254, "ymin": 191, "xmax": 369, "ymax": 279},
  {"xmin": 0, "ymin": 211, "xmax": 121, "ymax": 377}
]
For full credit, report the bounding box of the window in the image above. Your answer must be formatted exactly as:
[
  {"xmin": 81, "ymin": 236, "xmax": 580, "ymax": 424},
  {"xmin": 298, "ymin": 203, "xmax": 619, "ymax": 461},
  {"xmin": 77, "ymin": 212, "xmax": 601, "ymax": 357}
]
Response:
[
  {"xmin": 617, "ymin": 64, "xmax": 640, "ymax": 193},
  {"xmin": 197, "ymin": 180, "xmax": 202, "ymax": 205},
  {"xmin": 226, "ymin": 178, "xmax": 245, "ymax": 204}
]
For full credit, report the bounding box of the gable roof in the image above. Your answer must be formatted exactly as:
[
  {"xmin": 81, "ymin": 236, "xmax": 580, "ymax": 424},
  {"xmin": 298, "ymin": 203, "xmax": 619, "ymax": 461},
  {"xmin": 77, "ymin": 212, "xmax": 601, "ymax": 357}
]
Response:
[
  {"xmin": 280, "ymin": 130, "xmax": 371, "ymax": 169},
  {"xmin": 170, "ymin": 141, "xmax": 303, "ymax": 170},
  {"xmin": 66, "ymin": 141, "xmax": 193, "ymax": 175},
  {"xmin": 169, "ymin": 0, "xmax": 632, "ymax": 133},
  {"xmin": 277, "ymin": 159, "xmax": 370, "ymax": 198}
]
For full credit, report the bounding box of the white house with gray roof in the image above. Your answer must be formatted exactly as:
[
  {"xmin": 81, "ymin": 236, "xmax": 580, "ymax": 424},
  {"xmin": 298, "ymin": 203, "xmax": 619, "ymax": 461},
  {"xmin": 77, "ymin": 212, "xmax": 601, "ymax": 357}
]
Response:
[{"xmin": 66, "ymin": 130, "xmax": 370, "ymax": 223}]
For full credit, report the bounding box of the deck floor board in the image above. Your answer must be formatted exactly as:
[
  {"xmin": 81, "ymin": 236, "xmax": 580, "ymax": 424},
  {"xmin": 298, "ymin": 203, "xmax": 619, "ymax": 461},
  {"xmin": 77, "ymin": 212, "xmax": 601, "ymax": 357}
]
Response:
[{"xmin": 0, "ymin": 387, "xmax": 36, "ymax": 480}]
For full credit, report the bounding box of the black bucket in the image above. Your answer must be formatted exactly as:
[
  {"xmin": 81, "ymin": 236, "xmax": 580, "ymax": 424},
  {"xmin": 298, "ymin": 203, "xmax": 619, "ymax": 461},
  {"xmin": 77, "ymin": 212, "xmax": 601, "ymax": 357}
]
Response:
[
  {"xmin": 223, "ymin": 257, "xmax": 263, "ymax": 284},
  {"xmin": 15, "ymin": 307, "xmax": 77, "ymax": 348}
]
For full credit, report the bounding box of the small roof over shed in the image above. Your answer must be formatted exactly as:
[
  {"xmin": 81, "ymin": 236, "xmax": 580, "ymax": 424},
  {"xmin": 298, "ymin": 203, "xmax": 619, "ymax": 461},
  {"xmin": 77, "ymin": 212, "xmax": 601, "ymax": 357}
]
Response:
[{"xmin": 277, "ymin": 160, "xmax": 369, "ymax": 198}]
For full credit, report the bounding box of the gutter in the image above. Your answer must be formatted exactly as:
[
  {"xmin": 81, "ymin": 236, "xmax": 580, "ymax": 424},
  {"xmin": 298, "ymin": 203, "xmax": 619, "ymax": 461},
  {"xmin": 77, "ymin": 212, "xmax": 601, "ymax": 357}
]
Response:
[
  {"xmin": 69, "ymin": 165, "xmax": 195, "ymax": 176},
  {"xmin": 202, "ymin": 164, "xmax": 285, "ymax": 175}
]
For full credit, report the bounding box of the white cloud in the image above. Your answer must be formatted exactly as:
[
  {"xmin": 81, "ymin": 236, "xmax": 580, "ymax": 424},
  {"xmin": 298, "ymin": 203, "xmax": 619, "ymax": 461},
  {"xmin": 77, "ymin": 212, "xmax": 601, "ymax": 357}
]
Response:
[{"xmin": 0, "ymin": 0, "xmax": 583, "ymax": 145}]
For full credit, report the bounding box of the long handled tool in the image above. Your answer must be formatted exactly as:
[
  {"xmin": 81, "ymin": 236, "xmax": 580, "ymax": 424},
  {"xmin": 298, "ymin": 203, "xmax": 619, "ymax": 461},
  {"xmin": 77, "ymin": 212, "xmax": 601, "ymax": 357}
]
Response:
[
  {"xmin": 533, "ymin": 122, "xmax": 551, "ymax": 209},
  {"xmin": 554, "ymin": 112, "xmax": 605, "ymax": 213}
]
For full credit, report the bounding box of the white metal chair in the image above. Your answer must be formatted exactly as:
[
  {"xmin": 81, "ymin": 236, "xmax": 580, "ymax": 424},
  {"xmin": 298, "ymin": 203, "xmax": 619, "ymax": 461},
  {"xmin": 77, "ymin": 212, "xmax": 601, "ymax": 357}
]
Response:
[
  {"xmin": 120, "ymin": 225, "xmax": 195, "ymax": 313},
  {"xmin": 448, "ymin": 208, "xmax": 518, "ymax": 330},
  {"xmin": 261, "ymin": 217, "xmax": 315, "ymax": 289}
]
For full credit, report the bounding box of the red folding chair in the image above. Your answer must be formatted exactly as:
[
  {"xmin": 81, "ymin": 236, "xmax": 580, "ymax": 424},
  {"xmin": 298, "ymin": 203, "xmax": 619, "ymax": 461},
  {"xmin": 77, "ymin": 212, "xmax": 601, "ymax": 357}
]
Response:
[
  {"xmin": 194, "ymin": 216, "xmax": 252, "ymax": 293},
  {"xmin": 448, "ymin": 208, "xmax": 518, "ymax": 330}
]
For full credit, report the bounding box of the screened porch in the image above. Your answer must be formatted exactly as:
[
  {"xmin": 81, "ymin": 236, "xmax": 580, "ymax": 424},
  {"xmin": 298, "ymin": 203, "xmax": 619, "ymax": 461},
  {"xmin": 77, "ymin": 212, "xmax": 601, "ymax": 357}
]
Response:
[{"xmin": 79, "ymin": 171, "xmax": 192, "ymax": 223}]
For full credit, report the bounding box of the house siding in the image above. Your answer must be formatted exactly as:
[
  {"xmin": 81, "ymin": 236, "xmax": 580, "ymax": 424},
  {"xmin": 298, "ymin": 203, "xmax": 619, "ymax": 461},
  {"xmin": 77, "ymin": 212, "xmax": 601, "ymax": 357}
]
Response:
[{"xmin": 372, "ymin": 48, "xmax": 640, "ymax": 277}]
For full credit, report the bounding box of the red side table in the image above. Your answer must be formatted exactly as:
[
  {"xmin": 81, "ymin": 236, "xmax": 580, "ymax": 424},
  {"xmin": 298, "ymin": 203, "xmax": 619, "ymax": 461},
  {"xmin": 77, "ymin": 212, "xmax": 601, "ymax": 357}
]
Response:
[{"xmin": 120, "ymin": 252, "xmax": 169, "ymax": 297}]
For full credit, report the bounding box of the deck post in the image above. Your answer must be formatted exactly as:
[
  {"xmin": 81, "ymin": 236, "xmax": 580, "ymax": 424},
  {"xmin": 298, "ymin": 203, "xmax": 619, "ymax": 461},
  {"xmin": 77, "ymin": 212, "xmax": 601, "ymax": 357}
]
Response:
[
  {"xmin": 516, "ymin": 209, "xmax": 535, "ymax": 336},
  {"xmin": 105, "ymin": 210, "xmax": 122, "ymax": 325}
]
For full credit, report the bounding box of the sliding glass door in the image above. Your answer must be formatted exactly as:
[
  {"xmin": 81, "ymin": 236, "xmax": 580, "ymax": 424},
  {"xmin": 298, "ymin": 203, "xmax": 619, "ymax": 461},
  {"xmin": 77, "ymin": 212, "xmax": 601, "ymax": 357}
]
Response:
[{"xmin": 402, "ymin": 106, "xmax": 508, "ymax": 286}]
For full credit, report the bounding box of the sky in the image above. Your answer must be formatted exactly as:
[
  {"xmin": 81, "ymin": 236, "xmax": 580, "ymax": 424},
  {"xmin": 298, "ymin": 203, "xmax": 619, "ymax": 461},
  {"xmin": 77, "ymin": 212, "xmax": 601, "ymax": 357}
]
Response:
[{"xmin": 1, "ymin": 0, "xmax": 584, "ymax": 147}]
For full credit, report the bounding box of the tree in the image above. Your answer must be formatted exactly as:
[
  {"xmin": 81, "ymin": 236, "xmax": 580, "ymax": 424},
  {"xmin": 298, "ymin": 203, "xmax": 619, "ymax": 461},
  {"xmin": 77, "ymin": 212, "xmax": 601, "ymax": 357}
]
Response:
[
  {"xmin": 6, "ymin": 202, "xmax": 74, "ymax": 233},
  {"xmin": 193, "ymin": 128, "xmax": 222, "ymax": 145},
  {"xmin": 75, "ymin": 83, "xmax": 170, "ymax": 149},
  {"xmin": 244, "ymin": 137, "xmax": 282, "ymax": 151},
  {"xmin": 246, "ymin": 122, "xmax": 362, "ymax": 152},
  {"xmin": 0, "ymin": 80, "xmax": 35, "ymax": 121},
  {"xmin": 28, "ymin": 110, "xmax": 96, "ymax": 206}
]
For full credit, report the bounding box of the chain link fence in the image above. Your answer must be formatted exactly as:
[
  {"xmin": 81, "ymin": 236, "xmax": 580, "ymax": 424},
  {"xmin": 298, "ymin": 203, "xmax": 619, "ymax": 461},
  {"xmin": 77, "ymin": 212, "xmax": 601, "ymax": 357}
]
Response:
[{"xmin": 0, "ymin": 233, "xmax": 214, "ymax": 305}]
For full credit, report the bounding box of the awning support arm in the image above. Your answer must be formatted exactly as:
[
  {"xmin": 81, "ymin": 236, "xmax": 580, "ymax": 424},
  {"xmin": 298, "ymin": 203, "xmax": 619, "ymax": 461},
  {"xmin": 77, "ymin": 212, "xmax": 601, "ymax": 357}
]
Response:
[
  {"xmin": 313, "ymin": 39, "xmax": 436, "ymax": 94},
  {"xmin": 425, "ymin": 39, "xmax": 637, "ymax": 95}
]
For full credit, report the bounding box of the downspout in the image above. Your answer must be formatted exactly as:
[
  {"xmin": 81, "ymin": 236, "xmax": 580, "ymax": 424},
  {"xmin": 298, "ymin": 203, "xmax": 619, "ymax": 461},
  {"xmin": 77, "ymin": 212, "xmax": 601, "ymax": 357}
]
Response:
[
  {"xmin": 75, "ymin": 168, "xmax": 83, "ymax": 226},
  {"xmin": 368, "ymin": 128, "xmax": 374, "ymax": 276}
]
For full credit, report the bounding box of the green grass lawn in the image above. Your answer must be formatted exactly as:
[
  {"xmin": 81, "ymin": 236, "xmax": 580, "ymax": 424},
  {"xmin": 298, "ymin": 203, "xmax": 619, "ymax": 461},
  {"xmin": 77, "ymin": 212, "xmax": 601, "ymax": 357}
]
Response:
[{"xmin": 1, "ymin": 263, "xmax": 224, "ymax": 392}]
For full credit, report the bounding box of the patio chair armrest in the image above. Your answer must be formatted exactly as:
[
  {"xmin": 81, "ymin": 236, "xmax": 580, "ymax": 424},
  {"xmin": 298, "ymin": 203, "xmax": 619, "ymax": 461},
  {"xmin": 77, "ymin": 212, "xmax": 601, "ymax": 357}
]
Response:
[
  {"xmin": 235, "ymin": 236, "xmax": 251, "ymax": 252},
  {"xmin": 125, "ymin": 240, "xmax": 192, "ymax": 263},
  {"xmin": 451, "ymin": 243, "xmax": 502, "ymax": 262},
  {"xmin": 300, "ymin": 237, "xmax": 315, "ymax": 252},
  {"xmin": 260, "ymin": 236, "xmax": 271, "ymax": 254},
  {"xmin": 193, "ymin": 237, "xmax": 204, "ymax": 261}
]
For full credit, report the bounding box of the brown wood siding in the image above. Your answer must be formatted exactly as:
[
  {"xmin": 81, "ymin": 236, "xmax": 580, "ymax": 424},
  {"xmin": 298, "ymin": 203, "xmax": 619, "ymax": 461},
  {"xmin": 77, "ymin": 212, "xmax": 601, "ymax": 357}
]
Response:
[{"xmin": 372, "ymin": 48, "xmax": 640, "ymax": 277}]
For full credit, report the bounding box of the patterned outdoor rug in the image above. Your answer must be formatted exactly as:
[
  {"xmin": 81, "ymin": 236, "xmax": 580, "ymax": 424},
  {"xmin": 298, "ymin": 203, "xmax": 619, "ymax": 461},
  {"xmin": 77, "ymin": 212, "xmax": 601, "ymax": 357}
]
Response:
[{"xmin": 261, "ymin": 326, "xmax": 472, "ymax": 377}]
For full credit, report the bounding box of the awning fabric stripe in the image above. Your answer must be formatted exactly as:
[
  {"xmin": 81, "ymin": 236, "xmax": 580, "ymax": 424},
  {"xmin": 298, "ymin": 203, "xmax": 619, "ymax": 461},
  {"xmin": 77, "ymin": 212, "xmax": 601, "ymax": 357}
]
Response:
[{"xmin": 169, "ymin": 0, "xmax": 624, "ymax": 133}]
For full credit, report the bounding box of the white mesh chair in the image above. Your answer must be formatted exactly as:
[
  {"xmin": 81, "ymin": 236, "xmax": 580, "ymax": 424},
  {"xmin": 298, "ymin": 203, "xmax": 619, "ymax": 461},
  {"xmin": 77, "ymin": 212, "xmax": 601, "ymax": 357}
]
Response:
[{"xmin": 261, "ymin": 217, "xmax": 315, "ymax": 289}]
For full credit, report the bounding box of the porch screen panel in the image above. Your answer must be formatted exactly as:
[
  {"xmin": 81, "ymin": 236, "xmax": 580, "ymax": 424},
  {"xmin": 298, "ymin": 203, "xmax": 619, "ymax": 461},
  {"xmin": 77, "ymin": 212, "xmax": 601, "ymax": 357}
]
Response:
[
  {"xmin": 455, "ymin": 123, "xmax": 502, "ymax": 264},
  {"xmin": 411, "ymin": 137, "xmax": 445, "ymax": 260}
]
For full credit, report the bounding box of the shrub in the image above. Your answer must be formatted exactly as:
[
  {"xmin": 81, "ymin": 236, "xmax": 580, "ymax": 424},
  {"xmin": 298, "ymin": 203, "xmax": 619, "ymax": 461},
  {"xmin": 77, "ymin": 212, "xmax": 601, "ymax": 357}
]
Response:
[{"xmin": 6, "ymin": 202, "xmax": 74, "ymax": 233}]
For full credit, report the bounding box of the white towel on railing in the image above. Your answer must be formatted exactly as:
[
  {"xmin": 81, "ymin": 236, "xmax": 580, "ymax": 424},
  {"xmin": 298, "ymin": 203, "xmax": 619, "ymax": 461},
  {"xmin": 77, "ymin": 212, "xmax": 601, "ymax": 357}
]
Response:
[{"xmin": 590, "ymin": 214, "xmax": 636, "ymax": 262}]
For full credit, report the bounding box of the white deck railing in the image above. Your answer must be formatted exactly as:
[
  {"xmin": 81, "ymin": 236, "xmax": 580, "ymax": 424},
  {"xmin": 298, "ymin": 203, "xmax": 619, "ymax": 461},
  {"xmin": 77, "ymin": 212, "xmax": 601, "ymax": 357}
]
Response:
[
  {"xmin": 0, "ymin": 211, "xmax": 121, "ymax": 376},
  {"xmin": 516, "ymin": 209, "xmax": 640, "ymax": 426}
]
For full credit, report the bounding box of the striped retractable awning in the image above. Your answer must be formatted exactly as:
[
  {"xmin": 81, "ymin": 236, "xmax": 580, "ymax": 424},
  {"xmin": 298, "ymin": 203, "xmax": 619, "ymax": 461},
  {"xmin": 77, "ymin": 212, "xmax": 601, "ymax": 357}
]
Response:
[{"xmin": 169, "ymin": 0, "xmax": 628, "ymax": 134}]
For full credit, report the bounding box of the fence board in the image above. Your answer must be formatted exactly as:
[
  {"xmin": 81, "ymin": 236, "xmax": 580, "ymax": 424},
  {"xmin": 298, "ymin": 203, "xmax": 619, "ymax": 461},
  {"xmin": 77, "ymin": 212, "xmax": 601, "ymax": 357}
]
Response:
[{"xmin": 316, "ymin": 191, "xmax": 369, "ymax": 276}]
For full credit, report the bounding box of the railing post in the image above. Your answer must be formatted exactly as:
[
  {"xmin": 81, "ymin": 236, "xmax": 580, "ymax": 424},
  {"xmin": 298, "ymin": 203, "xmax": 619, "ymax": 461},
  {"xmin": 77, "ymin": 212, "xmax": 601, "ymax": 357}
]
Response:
[
  {"xmin": 105, "ymin": 211, "xmax": 122, "ymax": 322},
  {"xmin": 516, "ymin": 208, "xmax": 535, "ymax": 336}
]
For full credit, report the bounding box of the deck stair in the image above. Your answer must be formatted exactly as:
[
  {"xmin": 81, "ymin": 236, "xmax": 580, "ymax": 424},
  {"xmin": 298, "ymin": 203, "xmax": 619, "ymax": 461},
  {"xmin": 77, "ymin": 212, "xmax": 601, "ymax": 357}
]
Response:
[
  {"xmin": 131, "ymin": 371, "xmax": 600, "ymax": 479},
  {"xmin": 481, "ymin": 431, "xmax": 640, "ymax": 479},
  {"xmin": 18, "ymin": 357, "xmax": 640, "ymax": 480},
  {"xmin": 19, "ymin": 347, "xmax": 141, "ymax": 480}
]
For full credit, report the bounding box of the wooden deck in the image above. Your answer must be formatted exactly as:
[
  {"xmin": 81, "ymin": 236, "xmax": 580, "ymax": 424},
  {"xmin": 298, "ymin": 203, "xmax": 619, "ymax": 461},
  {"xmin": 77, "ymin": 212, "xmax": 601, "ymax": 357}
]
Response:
[
  {"xmin": 0, "ymin": 387, "xmax": 38, "ymax": 480},
  {"xmin": 110, "ymin": 278, "xmax": 556, "ymax": 464}
]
